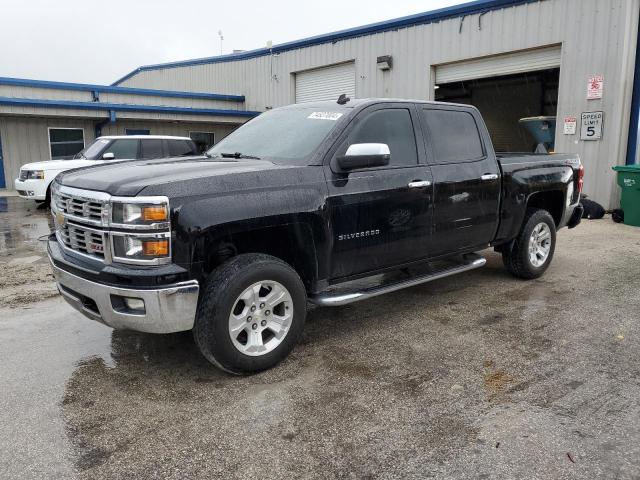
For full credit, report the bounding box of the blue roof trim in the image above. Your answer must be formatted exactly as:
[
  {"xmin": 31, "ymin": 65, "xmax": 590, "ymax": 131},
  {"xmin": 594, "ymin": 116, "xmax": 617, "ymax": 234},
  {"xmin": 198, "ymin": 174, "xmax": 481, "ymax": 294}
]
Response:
[
  {"xmin": 0, "ymin": 96, "xmax": 259, "ymax": 117},
  {"xmin": 0, "ymin": 76, "xmax": 245, "ymax": 102},
  {"xmin": 113, "ymin": 0, "xmax": 540, "ymax": 85}
]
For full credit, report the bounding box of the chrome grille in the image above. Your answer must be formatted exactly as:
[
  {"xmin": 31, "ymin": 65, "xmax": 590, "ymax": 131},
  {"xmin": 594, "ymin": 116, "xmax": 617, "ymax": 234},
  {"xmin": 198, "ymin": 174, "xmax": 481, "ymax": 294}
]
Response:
[
  {"xmin": 57, "ymin": 223, "xmax": 106, "ymax": 259},
  {"xmin": 54, "ymin": 193, "xmax": 105, "ymax": 223},
  {"xmin": 51, "ymin": 184, "xmax": 171, "ymax": 266},
  {"xmin": 52, "ymin": 185, "xmax": 111, "ymax": 262}
]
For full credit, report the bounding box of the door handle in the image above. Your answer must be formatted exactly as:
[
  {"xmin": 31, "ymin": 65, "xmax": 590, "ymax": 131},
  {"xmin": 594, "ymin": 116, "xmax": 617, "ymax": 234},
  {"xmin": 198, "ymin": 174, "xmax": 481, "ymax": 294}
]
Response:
[
  {"xmin": 408, "ymin": 180, "xmax": 431, "ymax": 188},
  {"xmin": 481, "ymin": 174, "xmax": 499, "ymax": 181}
]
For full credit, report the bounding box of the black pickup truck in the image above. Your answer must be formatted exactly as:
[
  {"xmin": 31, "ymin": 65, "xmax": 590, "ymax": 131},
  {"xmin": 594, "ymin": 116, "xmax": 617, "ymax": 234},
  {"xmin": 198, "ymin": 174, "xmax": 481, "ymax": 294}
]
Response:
[{"xmin": 48, "ymin": 98, "xmax": 584, "ymax": 374}]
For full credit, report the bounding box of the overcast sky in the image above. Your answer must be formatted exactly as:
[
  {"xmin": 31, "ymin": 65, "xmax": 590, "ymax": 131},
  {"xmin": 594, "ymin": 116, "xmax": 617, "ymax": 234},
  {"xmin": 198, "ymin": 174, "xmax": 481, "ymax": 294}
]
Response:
[{"xmin": 0, "ymin": 0, "xmax": 465, "ymax": 85}]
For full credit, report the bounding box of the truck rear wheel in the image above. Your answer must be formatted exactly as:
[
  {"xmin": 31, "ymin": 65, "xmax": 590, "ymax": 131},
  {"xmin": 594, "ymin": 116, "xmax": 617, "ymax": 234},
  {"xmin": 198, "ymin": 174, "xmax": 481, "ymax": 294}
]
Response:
[
  {"xmin": 193, "ymin": 253, "xmax": 306, "ymax": 375},
  {"xmin": 502, "ymin": 208, "xmax": 556, "ymax": 279}
]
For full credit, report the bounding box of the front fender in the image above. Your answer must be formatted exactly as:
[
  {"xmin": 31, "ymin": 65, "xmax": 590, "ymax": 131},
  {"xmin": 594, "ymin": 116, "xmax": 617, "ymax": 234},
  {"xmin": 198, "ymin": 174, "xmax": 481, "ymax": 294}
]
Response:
[{"xmin": 170, "ymin": 185, "xmax": 330, "ymax": 285}]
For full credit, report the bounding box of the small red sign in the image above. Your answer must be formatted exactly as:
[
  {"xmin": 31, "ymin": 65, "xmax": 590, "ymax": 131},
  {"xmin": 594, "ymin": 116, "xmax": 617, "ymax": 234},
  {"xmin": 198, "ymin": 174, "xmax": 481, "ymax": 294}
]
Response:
[{"xmin": 587, "ymin": 75, "xmax": 603, "ymax": 100}]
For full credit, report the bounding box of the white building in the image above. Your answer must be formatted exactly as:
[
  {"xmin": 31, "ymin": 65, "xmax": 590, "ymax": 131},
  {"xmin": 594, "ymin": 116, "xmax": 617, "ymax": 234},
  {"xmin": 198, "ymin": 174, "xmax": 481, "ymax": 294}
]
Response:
[{"xmin": 1, "ymin": 0, "xmax": 639, "ymax": 208}]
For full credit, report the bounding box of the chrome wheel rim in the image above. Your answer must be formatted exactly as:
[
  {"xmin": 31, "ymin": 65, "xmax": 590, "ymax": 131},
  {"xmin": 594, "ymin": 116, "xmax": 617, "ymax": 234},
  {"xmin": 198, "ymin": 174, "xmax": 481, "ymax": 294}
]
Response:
[
  {"xmin": 228, "ymin": 280, "xmax": 293, "ymax": 356},
  {"xmin": 528, "ymin": 222, "xmax": 552, "ymax": 268}
]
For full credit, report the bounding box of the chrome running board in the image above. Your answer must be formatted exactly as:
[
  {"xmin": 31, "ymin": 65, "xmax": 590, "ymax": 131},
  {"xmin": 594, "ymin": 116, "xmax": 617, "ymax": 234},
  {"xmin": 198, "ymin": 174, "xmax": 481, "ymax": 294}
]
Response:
[{"xmin": 309, "ymin": 254, "xmax": 486, "ymax": 307}]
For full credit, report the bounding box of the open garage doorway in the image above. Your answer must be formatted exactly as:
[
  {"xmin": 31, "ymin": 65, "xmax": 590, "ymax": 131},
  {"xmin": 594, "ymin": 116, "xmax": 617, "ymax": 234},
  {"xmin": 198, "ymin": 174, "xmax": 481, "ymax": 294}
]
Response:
[{"xmin": 435, "ymin": 68, "xmax": 560, "ymax": 152}]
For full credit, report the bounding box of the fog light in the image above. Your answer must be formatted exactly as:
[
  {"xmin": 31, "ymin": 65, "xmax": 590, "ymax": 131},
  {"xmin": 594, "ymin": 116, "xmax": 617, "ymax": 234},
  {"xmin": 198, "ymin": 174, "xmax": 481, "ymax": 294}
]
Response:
[
  {"xmin": 124, "ymin": 297, "xmax": 145, "ymax": 313},
  {"xmin": 27, "ymin": 191, "xmax": 35, "ymax": 197}
]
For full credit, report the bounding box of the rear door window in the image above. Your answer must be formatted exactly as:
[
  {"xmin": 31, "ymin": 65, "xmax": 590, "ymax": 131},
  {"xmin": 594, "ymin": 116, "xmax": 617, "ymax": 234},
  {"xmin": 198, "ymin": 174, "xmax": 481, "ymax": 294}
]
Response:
[
  {"xmin": 140, "ymin": 139, "xmax": 165, "ymax": 160},
  {"xmin": 167, "ymin": 139, "xmax": 197, "ymax": 157},
  {"xmin": 104, "ymin": 139, "xmax": 139, "ymax": 160},
  {"xmin": 422, "ymin": 109, "xmax": 484, "ymax": 163}
]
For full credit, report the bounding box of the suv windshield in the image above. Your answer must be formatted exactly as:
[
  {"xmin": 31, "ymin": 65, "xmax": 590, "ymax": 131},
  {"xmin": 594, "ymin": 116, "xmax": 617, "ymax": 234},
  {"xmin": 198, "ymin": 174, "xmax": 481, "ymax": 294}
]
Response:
[
  {"xmin": 75, "ymin": 138, "xmax": 111, "ymax": 160},
  {"xmin": 206, "ymin": 107, "xmax": 348, "ymax": 165}
]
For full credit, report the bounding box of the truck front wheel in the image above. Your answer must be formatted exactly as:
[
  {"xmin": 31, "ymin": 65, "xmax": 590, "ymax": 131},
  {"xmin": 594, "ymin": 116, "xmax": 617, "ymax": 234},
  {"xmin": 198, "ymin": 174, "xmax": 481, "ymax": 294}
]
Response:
[
  {"xmin": 502, "ymin": 208, "xmax": 556, "ymax": 280},
  {"xmin": 194, "ymin": 253, "xmax": 307, "ymax": 375}
]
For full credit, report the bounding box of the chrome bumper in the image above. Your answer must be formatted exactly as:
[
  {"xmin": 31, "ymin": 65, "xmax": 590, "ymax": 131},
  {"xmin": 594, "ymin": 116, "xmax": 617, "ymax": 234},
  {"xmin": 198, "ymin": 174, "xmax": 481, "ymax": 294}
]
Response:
[{"xmin": 49, "ymin": 259, "xmax": 199, "ymax": 334}]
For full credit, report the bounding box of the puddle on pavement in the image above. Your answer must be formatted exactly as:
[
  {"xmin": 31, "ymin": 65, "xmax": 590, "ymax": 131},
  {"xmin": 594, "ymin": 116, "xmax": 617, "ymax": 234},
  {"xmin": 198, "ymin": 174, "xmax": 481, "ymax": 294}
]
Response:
[
  {"xmin": 0, "ymin": 197, "xmax": 52, "ymax": 257},
  {"xmin": 0, "ymin": 197, "xmax": 56, "ymax": 308}
]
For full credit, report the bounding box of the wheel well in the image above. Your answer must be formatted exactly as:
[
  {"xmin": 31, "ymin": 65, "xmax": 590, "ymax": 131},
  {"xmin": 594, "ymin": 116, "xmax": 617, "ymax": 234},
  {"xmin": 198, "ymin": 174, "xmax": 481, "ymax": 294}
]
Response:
[
  {"xmin": 203, "ymin": 224, "xmax": 318, "ymax": 289},
  {"xmin": 527, "ymin": 191, "xmax": 564, "ymax": 226}
]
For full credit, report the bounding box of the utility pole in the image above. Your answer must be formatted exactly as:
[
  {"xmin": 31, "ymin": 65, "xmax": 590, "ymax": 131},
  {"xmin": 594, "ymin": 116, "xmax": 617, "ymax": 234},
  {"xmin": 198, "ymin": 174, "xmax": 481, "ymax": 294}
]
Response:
[{"xmin": 218, "ymin": 30, "xmax": 224, "ymax": 55}]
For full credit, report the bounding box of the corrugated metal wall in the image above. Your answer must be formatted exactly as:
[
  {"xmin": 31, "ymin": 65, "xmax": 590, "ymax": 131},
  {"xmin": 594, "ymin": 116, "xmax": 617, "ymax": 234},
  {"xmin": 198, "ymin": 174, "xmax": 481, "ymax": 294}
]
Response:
[{"xmin": 119, "ymin": 0, "xmax": 640, "ymax": 208}]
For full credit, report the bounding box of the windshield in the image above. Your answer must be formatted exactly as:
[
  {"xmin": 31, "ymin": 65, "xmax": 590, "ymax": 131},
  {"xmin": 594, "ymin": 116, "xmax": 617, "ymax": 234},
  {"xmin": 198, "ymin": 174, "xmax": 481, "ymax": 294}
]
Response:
[
  {"xmin": 206, "ymin": 107, "xmax": 348, "ymax": 165},
  {"xmin": 75, "ymin": 138, "xmax": 111, "ymax": 160}
]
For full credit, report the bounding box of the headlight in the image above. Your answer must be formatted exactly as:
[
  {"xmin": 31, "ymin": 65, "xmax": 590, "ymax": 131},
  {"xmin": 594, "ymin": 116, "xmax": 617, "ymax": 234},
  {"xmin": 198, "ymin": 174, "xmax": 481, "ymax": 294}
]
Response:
[
  {"xmin": 112, "ymin": 233, "xmax": 171, "ymax": 264},
  {"xmin": 26, "ymin": 170, "xmax": 44, "ymax": 180},
  {"xmin": 109, "ymin": 196, "xmax": 171, "ymax": 265},
  {"xmin": 111, "ymin": 198, "xmax": 169, "ymax": 227}
]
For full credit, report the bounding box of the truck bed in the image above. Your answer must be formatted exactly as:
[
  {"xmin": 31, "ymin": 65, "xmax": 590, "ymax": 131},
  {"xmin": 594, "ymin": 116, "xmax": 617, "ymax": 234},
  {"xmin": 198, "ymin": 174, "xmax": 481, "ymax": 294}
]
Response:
[{"xmin": 497, "ymin": 152, "xmax": 580, "ymax": 170}]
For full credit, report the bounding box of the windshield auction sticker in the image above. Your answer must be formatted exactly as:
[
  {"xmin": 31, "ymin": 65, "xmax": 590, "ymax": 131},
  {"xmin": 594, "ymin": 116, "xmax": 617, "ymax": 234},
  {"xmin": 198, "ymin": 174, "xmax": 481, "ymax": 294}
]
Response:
[{"xmin": 308, "ymin": 112, "xmax": 343, "ymax": 120}]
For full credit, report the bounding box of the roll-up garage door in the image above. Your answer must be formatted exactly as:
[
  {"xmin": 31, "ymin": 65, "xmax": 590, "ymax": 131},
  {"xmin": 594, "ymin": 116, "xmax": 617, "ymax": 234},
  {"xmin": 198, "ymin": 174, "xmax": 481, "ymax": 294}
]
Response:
[
  {"xmin": 435, "ymin": 46, "xmax": 561, "ymax": 85},
  {"xmin": 295, "ymin": 62, "xmax": 356, "ymax": 103}
]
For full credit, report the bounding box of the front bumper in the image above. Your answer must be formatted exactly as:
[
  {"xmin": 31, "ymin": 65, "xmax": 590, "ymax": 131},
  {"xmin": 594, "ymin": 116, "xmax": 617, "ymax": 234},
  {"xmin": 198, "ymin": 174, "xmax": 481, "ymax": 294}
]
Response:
[
  {"xmin": 14, "ymin": 178, "xmax": 47, "ymax": 200},
  {"xmin": 49, "ymin": 256, "xmax": 200, "ymax": 334}
]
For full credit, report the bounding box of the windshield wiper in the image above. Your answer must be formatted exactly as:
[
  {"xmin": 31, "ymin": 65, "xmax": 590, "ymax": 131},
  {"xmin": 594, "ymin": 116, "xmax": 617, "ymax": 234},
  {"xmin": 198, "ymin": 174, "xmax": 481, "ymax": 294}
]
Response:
[
  {"xmin": 202, "ymin": 152, "xmax": 239, "ymax": 162},
  {"xmin": 220, "ymin": 152, "xmax": 261, "ymax": 160}
]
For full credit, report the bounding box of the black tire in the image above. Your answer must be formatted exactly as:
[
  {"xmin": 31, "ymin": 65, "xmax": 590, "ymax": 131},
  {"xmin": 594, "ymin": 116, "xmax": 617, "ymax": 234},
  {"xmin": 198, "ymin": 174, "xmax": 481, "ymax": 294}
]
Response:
[
  {"xmin": 502, "ymin": 209, "xmax": 556, "ymax": 280},
  {"xmin": 193, "ymin": 253, "xmax": 307, "ymax": 375},
  {"xmin": 612, "ymin": 209, "xmax": 624, "ymax": 223},
  {"xmin": 36, "ymin": 186, "xmax": 51, "ymax": 209}
]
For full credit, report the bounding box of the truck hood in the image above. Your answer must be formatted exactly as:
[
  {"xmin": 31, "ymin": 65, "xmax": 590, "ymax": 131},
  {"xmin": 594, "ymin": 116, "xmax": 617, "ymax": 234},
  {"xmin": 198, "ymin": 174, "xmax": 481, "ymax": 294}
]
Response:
[
  {"xmin": 56, "ymin": 156, "xmax": 292, "ymax": 196},
  {"xmin": 21, "ymin": 159, "xmax": 96, "ymax": 171}
]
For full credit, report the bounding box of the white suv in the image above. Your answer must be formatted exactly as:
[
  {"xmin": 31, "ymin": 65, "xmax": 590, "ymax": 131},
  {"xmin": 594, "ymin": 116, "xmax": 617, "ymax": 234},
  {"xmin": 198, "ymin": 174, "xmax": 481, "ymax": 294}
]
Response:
[{"xmin": 14, "ymin": 135, "xmax": 198, "ymax": 203}]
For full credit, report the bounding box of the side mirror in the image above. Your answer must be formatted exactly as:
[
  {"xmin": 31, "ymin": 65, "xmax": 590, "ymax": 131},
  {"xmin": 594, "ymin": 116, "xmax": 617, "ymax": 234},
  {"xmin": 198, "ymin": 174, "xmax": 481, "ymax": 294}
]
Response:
[
  {"xmin": 102, "ymin": 152, "xmax": 115, "ymax": 160},
  {"xmin": 337, "ymin": 143, "xmax": 390, "ymax": 170}
]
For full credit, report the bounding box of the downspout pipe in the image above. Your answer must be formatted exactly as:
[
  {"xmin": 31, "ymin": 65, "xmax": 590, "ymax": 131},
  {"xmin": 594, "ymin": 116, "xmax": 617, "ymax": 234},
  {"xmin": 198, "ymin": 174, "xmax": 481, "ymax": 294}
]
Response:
[
  {"xmin": 626, "ymin": 16, "xmax": 640, "ymax": 165},
  {"xmin": 95, "ymin": 110, "xmax": 116, "ymax": 138}
]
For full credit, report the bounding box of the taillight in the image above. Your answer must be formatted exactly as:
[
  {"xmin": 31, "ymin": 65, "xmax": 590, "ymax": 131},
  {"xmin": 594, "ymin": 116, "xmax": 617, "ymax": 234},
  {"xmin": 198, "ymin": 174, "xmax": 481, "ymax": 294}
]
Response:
[{"xmin": 577, "ymin": 164, "xmax": 584, "ymax": 193}]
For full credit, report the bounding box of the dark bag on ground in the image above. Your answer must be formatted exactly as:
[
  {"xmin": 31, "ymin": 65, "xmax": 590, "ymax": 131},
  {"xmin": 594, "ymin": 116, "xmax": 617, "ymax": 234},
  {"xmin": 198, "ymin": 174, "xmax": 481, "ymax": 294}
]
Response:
[{"xmin": 580, "ymin": 195, "xmax": 605, "ymax": 220}]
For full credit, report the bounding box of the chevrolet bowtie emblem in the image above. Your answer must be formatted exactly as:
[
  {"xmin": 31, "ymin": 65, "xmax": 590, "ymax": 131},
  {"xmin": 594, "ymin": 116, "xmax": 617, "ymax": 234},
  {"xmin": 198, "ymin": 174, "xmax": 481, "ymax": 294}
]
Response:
[{"xmin": 55, "ymin": 211, "xmax": 66, "ymax": 226}]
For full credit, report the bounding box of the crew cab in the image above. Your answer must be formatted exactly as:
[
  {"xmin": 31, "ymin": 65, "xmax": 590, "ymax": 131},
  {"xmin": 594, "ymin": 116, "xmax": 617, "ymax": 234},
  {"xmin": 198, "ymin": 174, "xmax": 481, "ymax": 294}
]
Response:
[
  {"xmin": 47, "ymin": 99, "xmax": 584, "ymax": 374},
  {"xmin": 15, "ymin": 135, "xmax": 197, "ymax": 203}
]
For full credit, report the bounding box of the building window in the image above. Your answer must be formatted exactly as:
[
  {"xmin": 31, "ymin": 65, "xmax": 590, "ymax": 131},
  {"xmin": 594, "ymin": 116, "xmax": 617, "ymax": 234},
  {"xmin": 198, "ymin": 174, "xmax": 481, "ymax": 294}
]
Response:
[
  {"xmin": 126, "ymin": 129, "xmax": 150, "ymax": 135},
  {"xmin": 49, "ymin": 128, "xmax": 85, "ymax": 160},
  {"xmin": 189, "ymin": 131, "xmax": 215, "ymax": 154}
]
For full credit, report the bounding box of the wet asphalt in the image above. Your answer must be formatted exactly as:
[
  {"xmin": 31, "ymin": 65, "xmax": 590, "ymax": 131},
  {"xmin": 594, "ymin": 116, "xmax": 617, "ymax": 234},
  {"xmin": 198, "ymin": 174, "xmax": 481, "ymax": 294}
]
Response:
[{"xmin": 1, "ymin": 195, "xmax": 640, "ymax": 479}]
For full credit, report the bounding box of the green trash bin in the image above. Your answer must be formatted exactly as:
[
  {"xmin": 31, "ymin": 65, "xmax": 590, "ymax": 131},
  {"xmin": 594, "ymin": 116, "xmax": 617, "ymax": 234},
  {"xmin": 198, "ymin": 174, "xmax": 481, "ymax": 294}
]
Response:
[{"xmin": 613, "ymin": 165, "xmax": 640, "ymax": 227}]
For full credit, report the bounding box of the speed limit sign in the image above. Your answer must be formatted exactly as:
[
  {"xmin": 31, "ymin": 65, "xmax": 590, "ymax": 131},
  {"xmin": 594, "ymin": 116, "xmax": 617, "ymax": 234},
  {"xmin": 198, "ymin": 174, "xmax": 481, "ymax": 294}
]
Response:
[{"xmin": 580, "ymin": 111, "xmax": 603, "ymax": 140}]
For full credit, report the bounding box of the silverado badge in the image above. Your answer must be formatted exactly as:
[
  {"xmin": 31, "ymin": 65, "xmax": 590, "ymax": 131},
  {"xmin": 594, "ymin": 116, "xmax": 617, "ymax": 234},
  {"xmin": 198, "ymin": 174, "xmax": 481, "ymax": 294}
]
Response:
[{"xmin": 338, "ymin": 229, "xmax": 380, "ymax": 241}]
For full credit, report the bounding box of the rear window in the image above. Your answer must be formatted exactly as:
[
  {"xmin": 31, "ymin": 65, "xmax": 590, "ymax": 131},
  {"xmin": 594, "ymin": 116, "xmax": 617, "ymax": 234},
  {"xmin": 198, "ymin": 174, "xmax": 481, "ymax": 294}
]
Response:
[{"xmin": 422, "ymin": 109, "xmax": 484, "ymax": 163}]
